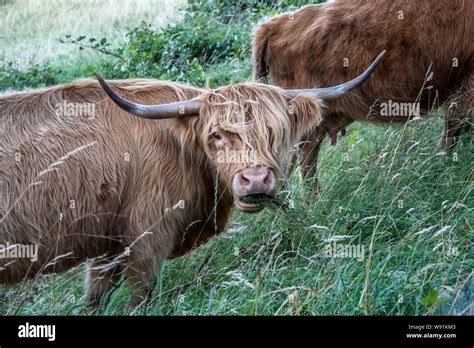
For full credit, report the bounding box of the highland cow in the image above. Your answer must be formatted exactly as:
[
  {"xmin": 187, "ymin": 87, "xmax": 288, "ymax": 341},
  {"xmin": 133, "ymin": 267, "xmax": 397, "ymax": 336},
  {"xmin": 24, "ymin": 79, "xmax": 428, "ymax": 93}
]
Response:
[
  {"xmin": 0, "ymin": 54, "xmax": 382, "ymax": 305},
  {"xmin": 253, "ymin": 0, "xmax": 473, "ymax": 181}
]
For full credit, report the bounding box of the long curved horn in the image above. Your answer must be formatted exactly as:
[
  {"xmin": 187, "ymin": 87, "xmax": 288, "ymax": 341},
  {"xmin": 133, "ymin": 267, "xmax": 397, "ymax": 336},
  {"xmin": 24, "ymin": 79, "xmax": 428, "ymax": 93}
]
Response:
[
  {"xmin": 285, "ymin": 50, "xmax": 386, "ymax": 101},
  {"xmin": 95, "ymin": 73, "xmax": 202, "ymax": 119}
]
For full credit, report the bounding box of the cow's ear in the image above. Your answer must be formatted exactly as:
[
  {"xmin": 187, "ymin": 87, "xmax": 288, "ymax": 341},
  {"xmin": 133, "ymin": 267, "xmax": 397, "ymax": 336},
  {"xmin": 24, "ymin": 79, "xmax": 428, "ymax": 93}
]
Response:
[{"xmin": 288, "ymin": 94, "xmax": 323, "ymax": 139}]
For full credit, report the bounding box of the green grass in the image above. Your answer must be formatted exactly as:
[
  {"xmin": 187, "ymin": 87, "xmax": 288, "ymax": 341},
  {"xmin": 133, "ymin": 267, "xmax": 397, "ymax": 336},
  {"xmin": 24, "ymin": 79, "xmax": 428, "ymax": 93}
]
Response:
[
  {"xmin": 1, "ymin": 116, "xmax": 472, "ymax": 315},
  {"xmin": 0, "ymin": 0, "xmax": 185, "ymax": 70},
  {"xmin": 0, "ymin": 0, "xmax": 185, "ymax": 91}
]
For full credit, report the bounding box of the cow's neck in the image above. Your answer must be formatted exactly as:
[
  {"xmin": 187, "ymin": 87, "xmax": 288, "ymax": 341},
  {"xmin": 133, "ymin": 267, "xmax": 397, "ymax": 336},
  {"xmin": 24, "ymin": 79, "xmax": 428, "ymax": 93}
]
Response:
[{"xmin": 161, "ymin": 118, "xmax": 234, "ymax": 258}]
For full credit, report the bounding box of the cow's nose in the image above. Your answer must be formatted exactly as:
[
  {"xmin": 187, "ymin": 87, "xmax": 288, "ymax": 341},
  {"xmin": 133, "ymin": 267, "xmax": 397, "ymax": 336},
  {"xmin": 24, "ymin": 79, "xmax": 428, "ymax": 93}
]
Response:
[{"xmin": 238, "ymin": 167, "xmax": 273, "ymax": 194}]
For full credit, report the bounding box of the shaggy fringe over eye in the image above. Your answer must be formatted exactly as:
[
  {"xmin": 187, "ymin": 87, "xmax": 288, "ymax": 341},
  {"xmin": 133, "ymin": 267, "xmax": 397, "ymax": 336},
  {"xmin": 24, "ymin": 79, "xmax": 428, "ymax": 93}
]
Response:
[{"xmin": 199, "ymin": 83, "xmax": 322, "ymax": 177}]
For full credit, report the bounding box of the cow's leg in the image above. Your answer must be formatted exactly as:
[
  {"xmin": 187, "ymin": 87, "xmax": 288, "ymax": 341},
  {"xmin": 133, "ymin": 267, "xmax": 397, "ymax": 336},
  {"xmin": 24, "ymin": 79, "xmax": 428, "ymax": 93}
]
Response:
[
  {"xmin": 121, "ymin": 223, "xmax": 176, "ymax": 307},
  {"xmin": 84, "ymin": 256, "xmax": 121, "ymax": 305},
  {"xmin": 299, "ymin": 127, "xmax": 324, "ymax": 182},
  {"xmin": 299, "ymin": 114, "xmax": 353, "ymax": 184},
  {"xmin": 441, "ymin": 76, "xmax": 473, "ymax": 149},
  {"xmin": 123, "ymin": 249, "xmax": 162, "ymax": 307},
  {"xmin": 442, "ymin": 102, "xmax": 472, "ymax": 149},
  {"xmin": 169, "ymin": 211, "xmax": 231, "ymax": 259}
]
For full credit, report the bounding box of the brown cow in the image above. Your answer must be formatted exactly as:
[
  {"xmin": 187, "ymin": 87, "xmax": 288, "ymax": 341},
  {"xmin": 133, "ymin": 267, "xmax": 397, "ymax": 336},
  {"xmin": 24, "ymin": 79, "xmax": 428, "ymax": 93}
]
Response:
[
  {"xmin": 0, "ymin": 56, "xmax": 381, "ymax": 305},
  {"xmin": 253, "ymin": 0, "xmax": 473, "ymax": 181}
]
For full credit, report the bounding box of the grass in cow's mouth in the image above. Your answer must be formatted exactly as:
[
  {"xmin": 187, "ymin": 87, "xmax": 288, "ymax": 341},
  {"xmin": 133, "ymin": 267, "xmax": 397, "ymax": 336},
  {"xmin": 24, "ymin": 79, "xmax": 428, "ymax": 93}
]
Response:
[
  {"xmin": 239, "ymin": 194, "xmax": 290, "ymax": 210},
  {"xmin": 240, "ymin": 194, "xmax": 274, "ymax": 204}
]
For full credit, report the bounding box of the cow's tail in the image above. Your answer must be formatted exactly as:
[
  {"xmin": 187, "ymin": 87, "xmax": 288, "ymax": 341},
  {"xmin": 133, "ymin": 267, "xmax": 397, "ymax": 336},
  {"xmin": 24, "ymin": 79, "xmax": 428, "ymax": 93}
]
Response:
[{"xmin": 252, "ymin": 24, "xmax": 270, "ymax": 84}]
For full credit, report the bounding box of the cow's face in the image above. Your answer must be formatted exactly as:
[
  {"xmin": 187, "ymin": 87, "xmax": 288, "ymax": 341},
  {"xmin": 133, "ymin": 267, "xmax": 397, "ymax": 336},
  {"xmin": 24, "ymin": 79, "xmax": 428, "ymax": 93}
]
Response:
[
  {"xmin": 95, "ymin": 51, "xmax": 383, "ymax": 213},
  {"xmin": 201, "ymin": 84, "xmax": 322, "ymax": 212}
]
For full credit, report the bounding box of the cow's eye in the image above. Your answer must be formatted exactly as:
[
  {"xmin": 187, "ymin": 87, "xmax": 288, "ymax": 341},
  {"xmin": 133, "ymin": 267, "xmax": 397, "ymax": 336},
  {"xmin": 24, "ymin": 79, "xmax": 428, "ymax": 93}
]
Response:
[{"xmin": 212, "ymin": 132, "xmax": 223, "ymax": 141}]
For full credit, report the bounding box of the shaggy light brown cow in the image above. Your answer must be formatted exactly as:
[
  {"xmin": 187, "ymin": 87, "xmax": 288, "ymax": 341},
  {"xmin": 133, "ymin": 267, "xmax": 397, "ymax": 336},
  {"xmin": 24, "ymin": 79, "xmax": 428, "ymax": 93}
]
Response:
[
  {"xmin": 253, "ymin": 0, "xmax": 473, "ymax": 181},
  {"xmin": 0, "ymin": 56, "xmax": 381, "ymax": 305}
]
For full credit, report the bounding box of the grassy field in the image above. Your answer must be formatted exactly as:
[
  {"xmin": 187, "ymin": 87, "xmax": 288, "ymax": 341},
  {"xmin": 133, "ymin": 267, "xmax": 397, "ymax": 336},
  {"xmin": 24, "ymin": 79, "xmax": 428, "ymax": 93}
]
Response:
[
  {"xmin": 0, "ymin": 0, "xmax": 187, "ymax": 92},
  {"xmin": 0, "ymin": 0, "xmax": 184, "ymax": 69},
  {"xmin": 0, "ymin": 0, "xmax": 472, "ymax": 315}
]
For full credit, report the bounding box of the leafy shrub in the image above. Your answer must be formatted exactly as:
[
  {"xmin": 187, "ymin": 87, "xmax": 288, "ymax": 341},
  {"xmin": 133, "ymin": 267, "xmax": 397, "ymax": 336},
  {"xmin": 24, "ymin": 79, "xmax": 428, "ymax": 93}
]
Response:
[
  {"xmin": 0, "ymin": 62, "xmax": 62, "ymax": 91},
  {"xmin": 0, "ymin": 0, "xmax": 322, "ymax": 90},
  {"xmin": 61, "ymin": 0, "xmax": 262, "ymax": 85}
]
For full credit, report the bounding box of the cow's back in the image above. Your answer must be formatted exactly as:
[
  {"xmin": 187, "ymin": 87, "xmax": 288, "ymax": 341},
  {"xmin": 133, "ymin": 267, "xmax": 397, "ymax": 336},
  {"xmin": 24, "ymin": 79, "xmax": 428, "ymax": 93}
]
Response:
[
  {"xmin": 254, "ymin": 0, "xmax": 474, "ymax": 118},
  {"xmin": 0, "ymin": 79, "xmax": 204, "ymax": 282}
]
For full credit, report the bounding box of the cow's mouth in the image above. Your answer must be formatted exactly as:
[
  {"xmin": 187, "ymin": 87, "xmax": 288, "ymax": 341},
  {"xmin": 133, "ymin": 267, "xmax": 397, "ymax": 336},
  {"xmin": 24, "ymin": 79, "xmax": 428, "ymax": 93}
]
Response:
[{"xmin": 235, "ymin": 194, "xmax": 274, "ymax": 212}]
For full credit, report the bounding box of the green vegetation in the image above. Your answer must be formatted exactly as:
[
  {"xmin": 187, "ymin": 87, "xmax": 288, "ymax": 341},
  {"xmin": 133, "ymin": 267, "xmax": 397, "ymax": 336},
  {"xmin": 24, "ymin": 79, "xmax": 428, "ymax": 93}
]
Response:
[
  {"xmin": 0, "ymin": 0, "xmax": 185, "ymax": 88},
  {"xmin": 0, "ymin": 0, "xmax": 472, "ymax": 315},
  {"xmin": 0, "ymin": 0, "xmax": 313, "ymax": 90}
]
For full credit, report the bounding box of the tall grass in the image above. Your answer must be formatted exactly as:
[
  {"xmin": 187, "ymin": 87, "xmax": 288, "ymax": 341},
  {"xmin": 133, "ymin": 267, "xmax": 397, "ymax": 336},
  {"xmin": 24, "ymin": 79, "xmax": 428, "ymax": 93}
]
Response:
[
  {"xmin": 0, "ymin": 0, "xmax": 185, "ymax": 69},
  {"xmin": 1, "ymin": 117, "xmax": 472, "ymax": 315}
]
